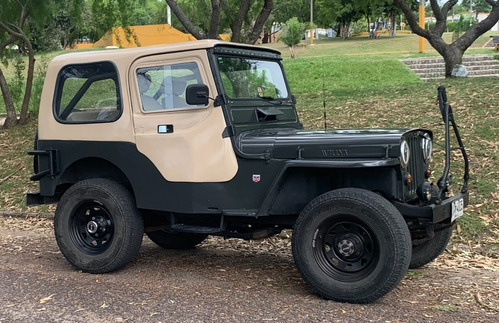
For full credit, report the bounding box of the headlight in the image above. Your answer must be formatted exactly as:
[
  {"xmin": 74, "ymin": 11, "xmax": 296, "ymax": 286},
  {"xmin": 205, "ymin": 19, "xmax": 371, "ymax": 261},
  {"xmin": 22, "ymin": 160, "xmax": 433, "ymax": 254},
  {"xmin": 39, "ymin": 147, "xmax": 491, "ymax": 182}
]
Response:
[
  {"xmin": 400, "ymin": 139, "xmax": 410, "ymax": 169},
  {"xmin": 421, "ymin": 134, "xmax": 433, "ymax": 163}
]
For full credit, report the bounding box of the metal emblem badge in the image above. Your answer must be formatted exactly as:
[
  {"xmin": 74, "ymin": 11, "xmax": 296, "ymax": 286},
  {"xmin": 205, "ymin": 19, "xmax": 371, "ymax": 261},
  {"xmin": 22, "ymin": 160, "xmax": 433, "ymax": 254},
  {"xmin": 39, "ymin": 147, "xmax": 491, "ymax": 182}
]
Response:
[{"xmin": 252, "ymin": 174, "xmax": 261, "ymax": 183}]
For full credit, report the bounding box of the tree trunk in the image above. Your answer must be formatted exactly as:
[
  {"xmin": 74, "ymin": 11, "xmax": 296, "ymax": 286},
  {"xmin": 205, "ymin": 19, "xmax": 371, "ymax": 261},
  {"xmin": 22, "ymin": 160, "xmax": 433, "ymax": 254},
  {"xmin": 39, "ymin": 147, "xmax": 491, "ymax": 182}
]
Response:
[
  {"xmin": 165, "ymin": 0, "xmax": 207, "ymax": 39},
  {"xmin": 427, "ymin": 36, "xmax": 465, "ymax": 76},
  {"xmin": 0, "ymin": 68, "xmax": 18, "ymax": 128},
  {"xmin": 441, "ymin": 46, "xmax": 465, "ymax": 76},
  {"xmin": 390, "ymin": 13, "xmax": 397, "ymax": 37},
  {"xmin": 207, "ymin": 0, "xmax": 221, "ymax": 39},
  {"xmin": 289, "ymin": 45, "xmax": 295, "ymax": 58},
  {"xmin": 18, "ymin": 35, "xmax": 35, "ymax": 125},
  {"xmin": 229, "ymin": 0, "xmax": 251, "ymax": 42},
  {"xmin": 0, "ymin": 7, "xmax": 33, "ymax": 126},
  {"xmin": 262, "ymin": 31, "xmax": 269, "ymax": 43},
  {"xmin": 243, "ymin": 0, "xmax": 273, "ymax": 44}
]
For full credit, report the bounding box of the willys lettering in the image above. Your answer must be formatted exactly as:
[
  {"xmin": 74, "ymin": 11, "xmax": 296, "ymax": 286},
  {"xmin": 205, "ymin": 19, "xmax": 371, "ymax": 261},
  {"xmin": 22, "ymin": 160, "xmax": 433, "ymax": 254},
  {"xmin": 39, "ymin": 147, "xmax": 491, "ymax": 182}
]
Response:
[{"xmin": 321, "ymin": 149, "xmax": 349, "ymax": 157}]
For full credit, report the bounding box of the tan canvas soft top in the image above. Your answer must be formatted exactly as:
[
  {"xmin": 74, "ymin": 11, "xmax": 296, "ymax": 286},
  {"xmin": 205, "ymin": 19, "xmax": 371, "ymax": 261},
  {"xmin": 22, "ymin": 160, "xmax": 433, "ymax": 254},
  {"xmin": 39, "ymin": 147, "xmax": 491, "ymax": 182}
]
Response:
[{"xmin": 52, "ymin": 40, "xmax": 236, "ymax": 66}]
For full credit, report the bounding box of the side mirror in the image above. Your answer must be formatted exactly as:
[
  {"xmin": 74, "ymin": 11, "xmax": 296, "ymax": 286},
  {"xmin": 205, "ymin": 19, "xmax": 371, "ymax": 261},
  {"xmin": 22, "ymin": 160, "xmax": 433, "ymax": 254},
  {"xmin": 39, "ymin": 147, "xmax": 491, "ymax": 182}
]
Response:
[{"xmin": 186, "ymin": 84, "xmax": 209, "ymax": 106}]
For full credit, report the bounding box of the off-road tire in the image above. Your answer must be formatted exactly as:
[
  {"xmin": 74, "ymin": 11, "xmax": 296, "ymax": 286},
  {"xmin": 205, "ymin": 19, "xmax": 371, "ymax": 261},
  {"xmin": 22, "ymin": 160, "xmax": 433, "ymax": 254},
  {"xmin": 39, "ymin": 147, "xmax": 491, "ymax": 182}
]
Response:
[
  {"xmin": 409, "ymin": 226, "xmax": 453, "ymax": 269},
  {"xmin": 54, "ymin": 178, "xmax": 144, "ymax": 274},
  {"xmin": 292, "ymin": 188, "xmax": 411, "ymax": 304},
  {"xmin": 146, "ymin": 230, "xmax": 207, "ymax": 250}
]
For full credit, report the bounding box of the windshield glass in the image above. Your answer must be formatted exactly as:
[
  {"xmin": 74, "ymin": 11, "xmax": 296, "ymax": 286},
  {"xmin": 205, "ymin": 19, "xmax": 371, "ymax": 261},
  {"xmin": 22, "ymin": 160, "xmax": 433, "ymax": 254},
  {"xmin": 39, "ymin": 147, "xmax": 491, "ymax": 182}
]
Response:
[{"xmin": 216, "ymin": 56, "xmax": 289, "ymax": 99}]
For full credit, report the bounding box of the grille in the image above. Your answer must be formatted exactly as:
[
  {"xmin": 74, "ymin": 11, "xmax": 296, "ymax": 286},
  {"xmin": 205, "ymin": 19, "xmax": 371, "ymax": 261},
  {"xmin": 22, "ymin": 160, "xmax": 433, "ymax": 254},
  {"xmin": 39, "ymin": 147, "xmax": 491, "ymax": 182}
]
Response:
[{"xmin": 405, "ymin": 133, "xmax": 426, "ymax": 199}]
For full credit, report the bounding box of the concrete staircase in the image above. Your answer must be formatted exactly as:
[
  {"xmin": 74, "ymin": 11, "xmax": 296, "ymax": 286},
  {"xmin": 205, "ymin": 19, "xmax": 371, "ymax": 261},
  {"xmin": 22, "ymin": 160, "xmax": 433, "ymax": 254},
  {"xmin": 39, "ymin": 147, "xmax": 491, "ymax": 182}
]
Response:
[{"xmin": 401, "ymin": 55, "xmax": 499, "ymax": 82}]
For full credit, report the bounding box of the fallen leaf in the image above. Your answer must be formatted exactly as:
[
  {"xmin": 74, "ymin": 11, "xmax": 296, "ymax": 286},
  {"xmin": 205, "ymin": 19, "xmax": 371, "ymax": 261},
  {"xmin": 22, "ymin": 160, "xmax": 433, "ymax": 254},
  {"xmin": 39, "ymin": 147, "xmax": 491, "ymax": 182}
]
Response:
[{"xmin": 39, "ymin": 294, "xmax": 55, "ymax": 304}]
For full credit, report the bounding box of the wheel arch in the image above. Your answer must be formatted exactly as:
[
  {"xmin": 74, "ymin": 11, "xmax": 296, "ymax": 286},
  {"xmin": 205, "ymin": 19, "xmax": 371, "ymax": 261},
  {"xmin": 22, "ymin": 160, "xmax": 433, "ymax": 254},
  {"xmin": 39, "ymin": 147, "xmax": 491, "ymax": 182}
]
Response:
[
  {"xmin": 56, "ymin": 157, "xmax": 134, "ymax": 197},
  {"xmin": 260, "ymin": 162, "xmax": 403, "ymax": 217}
]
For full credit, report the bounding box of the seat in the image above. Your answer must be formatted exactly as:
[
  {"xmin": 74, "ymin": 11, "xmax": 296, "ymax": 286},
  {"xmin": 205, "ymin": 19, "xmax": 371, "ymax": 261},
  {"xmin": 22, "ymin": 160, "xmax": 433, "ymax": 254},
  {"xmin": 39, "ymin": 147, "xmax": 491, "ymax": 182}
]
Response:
[
  {"xmin": 172, "ymin": 78, "xmax": 187, "ymax": 108},
  {"xmin": 163, "ymin": 77, "xmax": 187, "ymax": 109},
  {"xmin": 137, "ymin": 73, "xmax": 162, "ymax": 111}
]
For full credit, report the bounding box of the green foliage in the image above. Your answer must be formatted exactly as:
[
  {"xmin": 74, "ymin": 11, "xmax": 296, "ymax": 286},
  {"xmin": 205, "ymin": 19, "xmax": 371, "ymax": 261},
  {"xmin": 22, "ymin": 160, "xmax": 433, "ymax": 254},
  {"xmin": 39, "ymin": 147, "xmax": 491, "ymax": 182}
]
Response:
[
  {"xmin": 279, "ymin": 18, "xmax": 306, "ymax": 48},
  {"xmin": 448, "ymin": 14, "xmax": 477, "ymax": 34},
  {"xmin": 314, "ymin": 0, "xmax": 403, "ymax": 37},
  {"xmin": 91, "ymin": 0, "xmax": 135, "ymax": 43},
  {"xmin": 168, "ymin": 0, "xmax": 213, "ymax": 33},
  {"xmin": 29, "ymin": 56, "xmax": 49, "ymax": 115},
  {"xmin": 85, "ymin": 0, "xmax": 168, "ymax": 44},
  {"xmin": 316, "ymin": 0, "xmax": 363, "ymax": 28},
  {"xmin": 29, "ymin": 22, "xmax": 64, "ymax": 52},
  {"xmin": 10, "ymin": 55, "xmax": 25, "ymax": 108},
  {"xmin": 461, "ymin": 0, "xmax": 492, "ymax": 14},
  {"xmin": 0, "ymin": 0, "xmax": 52, "ymax": 47},
  {"xmin": 272, "ymin": 0, "xmax": 310, "ymax": 24}
]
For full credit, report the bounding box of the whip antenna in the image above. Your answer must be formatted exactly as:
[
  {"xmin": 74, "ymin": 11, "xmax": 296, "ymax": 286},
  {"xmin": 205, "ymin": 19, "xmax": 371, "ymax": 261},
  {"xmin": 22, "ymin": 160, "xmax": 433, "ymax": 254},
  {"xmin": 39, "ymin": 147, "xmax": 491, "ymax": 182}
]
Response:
[{"xmin": 322, "ymin": 58, "xmax": 327, "ymax": 130}]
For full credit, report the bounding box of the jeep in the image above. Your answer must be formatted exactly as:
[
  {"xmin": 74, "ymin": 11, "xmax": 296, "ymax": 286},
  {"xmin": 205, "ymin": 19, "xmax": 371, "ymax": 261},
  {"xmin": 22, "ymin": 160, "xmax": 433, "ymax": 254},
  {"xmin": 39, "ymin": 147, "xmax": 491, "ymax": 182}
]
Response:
[{"xmin": 27, "ymin": 40, "xmax": 469, "ymax": 303}]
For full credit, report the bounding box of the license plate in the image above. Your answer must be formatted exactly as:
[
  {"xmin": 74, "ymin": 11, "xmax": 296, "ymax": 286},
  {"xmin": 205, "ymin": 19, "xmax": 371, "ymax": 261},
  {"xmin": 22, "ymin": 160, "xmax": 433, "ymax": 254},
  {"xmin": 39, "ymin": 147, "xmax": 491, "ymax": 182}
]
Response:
[{"xmin": 451, "ymin": 198, "xmax": 464, "ymax": 222}]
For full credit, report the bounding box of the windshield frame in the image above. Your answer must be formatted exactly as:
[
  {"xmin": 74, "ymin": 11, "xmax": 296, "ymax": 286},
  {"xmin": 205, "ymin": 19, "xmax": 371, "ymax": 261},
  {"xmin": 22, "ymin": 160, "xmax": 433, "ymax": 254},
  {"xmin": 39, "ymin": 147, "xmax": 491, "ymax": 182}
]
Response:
[
  {"xmin": 210, "ymin": 48, "xmax": 292, "ymax": 103},
  {"xmin": 207, "ymin": 45, "xmax": 301, "ymax": 137}
]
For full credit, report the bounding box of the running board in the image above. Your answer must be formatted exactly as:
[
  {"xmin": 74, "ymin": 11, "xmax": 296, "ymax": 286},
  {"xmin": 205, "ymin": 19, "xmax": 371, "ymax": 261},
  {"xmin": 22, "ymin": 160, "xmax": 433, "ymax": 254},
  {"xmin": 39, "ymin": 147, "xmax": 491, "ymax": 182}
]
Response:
[{"xmin": 170, "ymin": 224, "xmax": 223, "ymax": 234}]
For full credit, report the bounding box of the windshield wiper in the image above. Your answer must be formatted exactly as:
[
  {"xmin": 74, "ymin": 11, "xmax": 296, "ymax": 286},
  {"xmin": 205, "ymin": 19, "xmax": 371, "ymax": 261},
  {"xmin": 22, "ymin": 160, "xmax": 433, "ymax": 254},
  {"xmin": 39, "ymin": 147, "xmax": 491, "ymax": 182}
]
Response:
[{"xmin": 256, "ymin": 96, "xmax": 283, "ymax": 105}]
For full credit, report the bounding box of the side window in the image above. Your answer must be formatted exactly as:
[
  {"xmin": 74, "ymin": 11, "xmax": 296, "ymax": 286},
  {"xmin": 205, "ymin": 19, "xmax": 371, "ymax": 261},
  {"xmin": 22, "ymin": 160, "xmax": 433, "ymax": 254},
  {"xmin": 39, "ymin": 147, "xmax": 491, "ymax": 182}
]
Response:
[
  {"xmin": 55, "ymin": 62, "xmax": 121, "ymax": 123},
  {"xmin": 136, "ymin": 62, "xmax": 204, "ymax": 111}
]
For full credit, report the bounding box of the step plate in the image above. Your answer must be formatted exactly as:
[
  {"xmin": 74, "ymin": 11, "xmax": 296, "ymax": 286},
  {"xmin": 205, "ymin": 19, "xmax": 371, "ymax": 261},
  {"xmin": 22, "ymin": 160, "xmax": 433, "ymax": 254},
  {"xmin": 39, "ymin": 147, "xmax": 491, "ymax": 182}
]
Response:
[{"xmin": 170, "ymin": 224, "xmax": 222, "ymax": 234}]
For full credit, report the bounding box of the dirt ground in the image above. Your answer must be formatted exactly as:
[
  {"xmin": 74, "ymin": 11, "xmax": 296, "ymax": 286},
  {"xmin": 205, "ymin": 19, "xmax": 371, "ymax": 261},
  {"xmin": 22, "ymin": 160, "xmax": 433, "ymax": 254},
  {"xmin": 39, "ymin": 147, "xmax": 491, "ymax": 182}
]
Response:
[{"xmin": 0, "ymin": 215, "xmax": 498, "ymax": 323}]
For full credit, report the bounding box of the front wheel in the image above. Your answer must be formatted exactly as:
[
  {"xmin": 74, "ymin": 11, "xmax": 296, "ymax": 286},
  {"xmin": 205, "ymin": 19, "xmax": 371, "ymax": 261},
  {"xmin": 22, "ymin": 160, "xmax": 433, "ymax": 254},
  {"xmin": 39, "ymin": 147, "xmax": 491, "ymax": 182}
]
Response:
[
  {"xmin": 292, "ymin": 188, "xmax": 411, "ymax": 304},
  {"xmin": 409, "ymin": 226, "xmax": 453, "ymax": 269},
  {"xmin": 54, "ymin": 179, "xmax": 144, "ymax": 273}
]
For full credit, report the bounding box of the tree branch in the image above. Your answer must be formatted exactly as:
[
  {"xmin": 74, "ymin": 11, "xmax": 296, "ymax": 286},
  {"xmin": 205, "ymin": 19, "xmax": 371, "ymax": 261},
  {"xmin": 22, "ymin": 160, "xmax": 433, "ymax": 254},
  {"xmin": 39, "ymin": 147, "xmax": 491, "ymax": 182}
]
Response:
[
  {"xmin": 18, "ymin": 1, "xmax": 29, "ymax": 28},
  {"xmin": 207, "ymin": 0, "xmax": 221, "ymax": 39},
  {"xmin": 432, "ymin": 0, "xmax": 458, "ymax": 36},
  {"xmin": 454, "ymin": 1, "xmax": 499, "ymax": 50},
  {"xmin": 0, "ymin": 67, "xmax": 17, "ymax": 128},
  {"xmin": 0, "ymin": 21, "xmax": 24, "ymax": 39},
  {"xmin": 441, "ymin": 0, "xmax": 459, "ymax": 14},
  {"xmin": 393, "ymin": 0, "xmax": 430, "ymax": 38},
  {"xmin": 0, "ymin": 36, "xmax": 17, "ymax": 55},
  {"xmin": 430, "ymin": 0, "xmax": 444, "ymax": 21},
  {"xmin": 164, "ymin": 0, "xmax": 206, "ymax": 39},
  {"xmin": 230, "ymin": 0, "xmax": 251, "ymax": 42},
  {"xmin": 245, "ymin": 0, "xmax": 273, "ymax": 44}
]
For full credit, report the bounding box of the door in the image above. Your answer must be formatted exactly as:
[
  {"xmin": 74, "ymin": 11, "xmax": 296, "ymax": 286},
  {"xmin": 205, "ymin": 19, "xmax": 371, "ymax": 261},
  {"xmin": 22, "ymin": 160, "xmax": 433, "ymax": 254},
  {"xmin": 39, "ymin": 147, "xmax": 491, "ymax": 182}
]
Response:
[{"xmin": 130, "ymin": 50, "xmax": 238, "ymax": 182}]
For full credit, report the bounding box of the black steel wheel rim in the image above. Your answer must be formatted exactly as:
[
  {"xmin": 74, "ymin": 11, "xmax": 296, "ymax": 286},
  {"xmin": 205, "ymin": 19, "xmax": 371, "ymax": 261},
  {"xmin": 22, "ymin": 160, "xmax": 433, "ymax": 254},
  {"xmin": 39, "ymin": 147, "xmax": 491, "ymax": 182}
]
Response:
[
  {"xmin": 69, "ymin": 201, "xmax": 114, "ymax": 254},
  {"xmin": 313, "ymin": 216, "xmax": 378, "ymax": 282}
]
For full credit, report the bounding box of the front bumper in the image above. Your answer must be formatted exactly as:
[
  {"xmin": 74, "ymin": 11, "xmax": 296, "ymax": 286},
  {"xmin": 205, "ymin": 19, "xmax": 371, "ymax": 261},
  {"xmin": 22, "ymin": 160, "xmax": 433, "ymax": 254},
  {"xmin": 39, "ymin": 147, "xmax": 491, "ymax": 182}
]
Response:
[
  {"xmin": 393, "ymin": 191, "xmax": 469, "ymax": 223},
  {"xmin": 396, "ymin": 86, "xmax": 471, "ymax": 225}
]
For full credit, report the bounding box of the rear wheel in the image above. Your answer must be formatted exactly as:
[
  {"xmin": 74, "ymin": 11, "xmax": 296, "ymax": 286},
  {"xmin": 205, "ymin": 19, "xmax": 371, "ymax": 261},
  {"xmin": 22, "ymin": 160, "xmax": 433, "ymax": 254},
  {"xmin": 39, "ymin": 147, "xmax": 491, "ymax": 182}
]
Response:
[
  {"xmin": 409, "ymin": 226, "xmax": 453, "ymax": 269},
  {"xmin": 54, "ymin": 178, "xmax": 143, "ymax": 273},
  {"xmin": 292, "ymin": 188, "xmax": 411, "ymax": 304},
  {"xmin": 146, "ymin": 230, "xmax": 207, "ymax": 250}
]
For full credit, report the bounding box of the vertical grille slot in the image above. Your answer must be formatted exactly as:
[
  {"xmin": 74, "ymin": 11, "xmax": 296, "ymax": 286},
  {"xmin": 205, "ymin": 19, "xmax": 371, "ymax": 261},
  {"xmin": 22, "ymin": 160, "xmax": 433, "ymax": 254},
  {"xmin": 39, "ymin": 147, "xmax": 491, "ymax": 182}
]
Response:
[{"xmin": 406, "ymin": 134, "xmax": 425, "ymax": 198}]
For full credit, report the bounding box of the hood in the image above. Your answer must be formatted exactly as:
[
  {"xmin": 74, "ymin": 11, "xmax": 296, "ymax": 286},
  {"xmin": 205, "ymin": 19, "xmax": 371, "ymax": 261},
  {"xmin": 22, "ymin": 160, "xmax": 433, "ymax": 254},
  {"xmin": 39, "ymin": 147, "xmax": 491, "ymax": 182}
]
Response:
[{"xmin": 237, "ymin": 128, "xmax": 413, "ymax": 160}]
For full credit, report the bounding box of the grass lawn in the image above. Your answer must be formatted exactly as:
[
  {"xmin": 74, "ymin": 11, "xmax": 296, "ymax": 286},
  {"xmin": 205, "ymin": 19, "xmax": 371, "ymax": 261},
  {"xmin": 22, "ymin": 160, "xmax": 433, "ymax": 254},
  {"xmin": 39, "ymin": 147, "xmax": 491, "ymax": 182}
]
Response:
[
  {"xmin": 0, "ymin": 32, "xmax": 498, "ymax": 254},
  {"xmin": 265, "ymin": 31, "xmax": 499, "ymax": 58}
]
